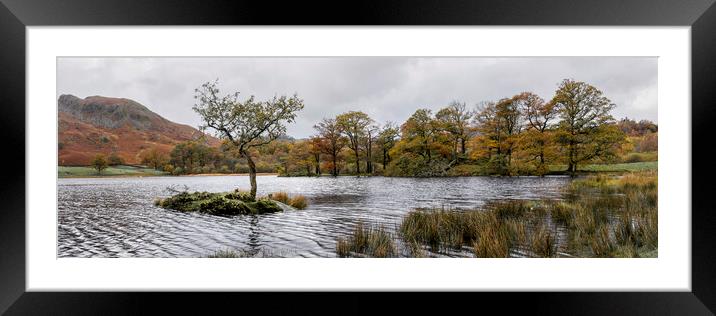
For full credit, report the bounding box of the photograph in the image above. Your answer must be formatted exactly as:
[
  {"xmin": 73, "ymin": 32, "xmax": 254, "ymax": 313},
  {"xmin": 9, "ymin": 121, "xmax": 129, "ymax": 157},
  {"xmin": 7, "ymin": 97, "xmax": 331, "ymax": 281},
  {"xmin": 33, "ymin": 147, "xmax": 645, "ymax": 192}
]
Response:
[
  {"xmin": 3, "ymin": 0, "xmax": 714, "ymax": 312},
  {"xmin": 57, "ymin": 56, "xmax": 658, "ymax": 259}
]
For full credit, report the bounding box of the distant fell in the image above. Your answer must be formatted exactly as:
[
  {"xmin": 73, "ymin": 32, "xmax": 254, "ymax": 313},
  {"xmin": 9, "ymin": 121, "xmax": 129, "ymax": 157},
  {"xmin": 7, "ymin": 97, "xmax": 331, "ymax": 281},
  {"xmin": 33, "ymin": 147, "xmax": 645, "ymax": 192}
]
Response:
[{"xmin": 58, "ymin": 94, "xmax": 219, "ymax": 166}]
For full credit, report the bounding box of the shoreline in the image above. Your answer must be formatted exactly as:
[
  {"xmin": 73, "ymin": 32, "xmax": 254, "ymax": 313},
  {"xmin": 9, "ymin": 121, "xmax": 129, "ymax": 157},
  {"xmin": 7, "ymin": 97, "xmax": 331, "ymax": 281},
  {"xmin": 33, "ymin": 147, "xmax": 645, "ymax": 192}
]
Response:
[
  {"xmin": 58, "ymin": 161, "xmax": 656, "ymax": 179},
  {"xmin": 58, "ymin": 171, "xmax": 279, "ymax": 179}
]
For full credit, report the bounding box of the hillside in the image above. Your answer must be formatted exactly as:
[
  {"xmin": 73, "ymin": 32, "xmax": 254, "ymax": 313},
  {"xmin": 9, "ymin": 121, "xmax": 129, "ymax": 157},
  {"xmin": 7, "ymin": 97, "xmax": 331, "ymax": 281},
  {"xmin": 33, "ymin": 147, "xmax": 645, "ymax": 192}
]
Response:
[{"xmin": 58, "ymin": 94, "xmax": 219, "ymax": 165}]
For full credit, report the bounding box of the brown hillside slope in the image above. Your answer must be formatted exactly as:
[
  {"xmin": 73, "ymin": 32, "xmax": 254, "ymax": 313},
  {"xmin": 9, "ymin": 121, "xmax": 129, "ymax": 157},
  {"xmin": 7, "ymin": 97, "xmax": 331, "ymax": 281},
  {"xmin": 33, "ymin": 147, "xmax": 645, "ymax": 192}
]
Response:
[{"xmin": 58, "ymin": 94, "xmax": 219, "ymax": 166}]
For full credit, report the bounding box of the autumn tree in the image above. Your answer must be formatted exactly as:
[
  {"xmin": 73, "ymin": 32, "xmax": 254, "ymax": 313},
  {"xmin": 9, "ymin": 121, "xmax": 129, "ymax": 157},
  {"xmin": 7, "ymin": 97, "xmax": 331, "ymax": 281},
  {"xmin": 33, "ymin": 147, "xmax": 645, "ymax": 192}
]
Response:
[
  {"xmin": 193, "ymin": 80, "xmax": 304, "ymax": 199},
  {"xmin": 472, "ymin": 101, "xmax": 500, "ymax": 161},
  {"xmin": 92, "ymin": 154, "xmax": 108, "ymax": 175},
  {"xmin": 108, "ymin": 152, "xmax": 124, "ymax": 166},
  {"xmin": 362, "ymin": 123, "xmax": 379, "ymax": 174},
  {"xmin": 553, "ymin": 79, "xmax": 625, "ymax": 174},
  {"xmin": 169, "ymin": 140, "xmax": 217, "ymax": 173},
  {"xmin": 314, "ymin": 118, "xmax": 346, "ymax": 176},
  {"xmin": 377, "ymin": 122, "xmax": 399, "ymax": 170},
  {"xmin": 517, "ymin": 92, "xmax": 557, "ymax": 175},
  {"xmin": 308, "ymin": 136, "xmax": 323, "ymax": 175},
  {"xmin": 288, "ymin": 140, "xmax": 314, "ymax": 176},
  {"xmin": 495, "ymin": 97, "xmax": 522, "ymax": 170},
  {"xmin": 142, "ymin": 147, "xmax": 168, "ymax": 170},
  {"xmin": 399, "ymin": 109, "xmax": 438, "ymax": 162},
  {"xmin": 336, "ymin": 111, "xmax": 373, "ymax": 175},
  {"xmin": 435, "ymin": 101, "xmax": 473, "ymax": 159},
  {"xmin": 473, "ymin": 98, "xmax": 521, "ymax": 175}
]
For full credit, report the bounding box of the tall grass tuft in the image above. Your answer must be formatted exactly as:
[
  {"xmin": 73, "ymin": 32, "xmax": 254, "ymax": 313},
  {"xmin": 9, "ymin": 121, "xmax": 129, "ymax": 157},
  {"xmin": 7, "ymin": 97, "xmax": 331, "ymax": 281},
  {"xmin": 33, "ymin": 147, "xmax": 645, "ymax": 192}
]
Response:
[
  {"xmin": 207, "ymin": 249, "xmax": 246, "ymax": 258},
  {"xmin": 268, "ymin": 192, "xmax": 309, "ymax": 209},
  {"xmin": 529, "ymin": 223, "xmax": 557, "ymax": 257},
  {"xmin": 590, "ymin": 225, "xmax": 615, "ymax": 257},
  {"xmin": 336, "ymin": 222, "xmax": 396, "ymax": 258},
  {"xmin": 288, "ymin": 195, "xmax": 308, "ymax": 210},
  {"xmin": 269, "ymin": 192, "xmax": 290, "ymax": 204},
  {"xmin": 472, "ymin": 214, "xmax": 511, "ymax": 258}
]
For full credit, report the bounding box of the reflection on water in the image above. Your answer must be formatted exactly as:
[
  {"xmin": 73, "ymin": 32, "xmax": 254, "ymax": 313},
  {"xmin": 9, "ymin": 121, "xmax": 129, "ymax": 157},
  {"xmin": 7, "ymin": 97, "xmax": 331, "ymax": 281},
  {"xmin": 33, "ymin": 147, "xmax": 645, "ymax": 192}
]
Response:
[{"xmin": 58, "ymin": 175, "xmax": 570, "ymax": 257}]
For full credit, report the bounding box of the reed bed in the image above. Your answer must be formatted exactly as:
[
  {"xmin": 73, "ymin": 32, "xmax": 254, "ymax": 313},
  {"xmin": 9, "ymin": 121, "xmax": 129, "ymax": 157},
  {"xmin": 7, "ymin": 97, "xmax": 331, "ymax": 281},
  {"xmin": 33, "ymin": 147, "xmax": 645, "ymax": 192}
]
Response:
[
  {"xmin": 345, "ymin": 171, "xmax": 658, "ymax": 258},
  {"xmin": 336, "ymin": 222, "xmax": 397, "ymax": 258}
]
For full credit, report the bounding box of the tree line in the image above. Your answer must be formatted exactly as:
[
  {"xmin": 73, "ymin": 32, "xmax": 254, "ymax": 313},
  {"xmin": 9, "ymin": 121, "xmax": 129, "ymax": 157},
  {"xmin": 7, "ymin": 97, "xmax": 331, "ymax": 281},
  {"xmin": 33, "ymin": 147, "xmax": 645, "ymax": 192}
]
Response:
[
  {"xmin": 291, "ymin": 78, "xmax": 649, "ymax": 176},
  {"xmin": 145, "ymin": 78, "xmax": 654, "ymax": 179}
]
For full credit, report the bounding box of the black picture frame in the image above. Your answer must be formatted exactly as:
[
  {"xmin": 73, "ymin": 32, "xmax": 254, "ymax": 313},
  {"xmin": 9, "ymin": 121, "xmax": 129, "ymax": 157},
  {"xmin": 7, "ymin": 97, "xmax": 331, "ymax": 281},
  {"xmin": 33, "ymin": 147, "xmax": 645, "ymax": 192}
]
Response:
[{"xmin": 1, "ymin": 0, "xmax": 714, "ymax": 314}]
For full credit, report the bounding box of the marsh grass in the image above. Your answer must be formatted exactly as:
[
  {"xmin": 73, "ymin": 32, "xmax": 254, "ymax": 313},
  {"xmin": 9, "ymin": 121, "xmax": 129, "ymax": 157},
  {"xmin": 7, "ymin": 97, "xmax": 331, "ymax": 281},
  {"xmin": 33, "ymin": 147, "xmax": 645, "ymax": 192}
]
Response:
[
  {"xmin": 207, "ymin": 248, "xmax": 287, "ymax": 258},
  {"xmin": 404, "ymin": 240, "xmax": 427, "ymax": 258},
  {"xmin": 392, "ymin": 171, "xmax": 657, "ymax": 258},
  {"xmin": 336, "ymin": 222, "xmax": 397, "ymax": 258},
  {"xmin": 269, "ymin": 192, "xmax": 290, "ymax": 204},
  {"xmin": 329, "ymin": 171, "xmax": 656, "ymax": 258},
  {"xmin": 207, "ymin": 249, "xmax": 248, "ymax": 258},
  {"xmin": 529, "ymin": 222, "xmax": 558, "ymax": 257},
  {"xmin": 504, "ymin": 218, "xmax": 527, "ymax": 246},
  {"xmin": 288, "ymin": 195, "xmax": 308, "ymax": 210},
  {"xmin": 268, "ymin": 192, "xmax": 308, "ymax": 210},
  {"xmin": 590, "ymin": 225, "xmax": 615, "ymax": 257},
  {"xmin": 472, "ymin": 215, "xmax": 511, "ymax": 258}
]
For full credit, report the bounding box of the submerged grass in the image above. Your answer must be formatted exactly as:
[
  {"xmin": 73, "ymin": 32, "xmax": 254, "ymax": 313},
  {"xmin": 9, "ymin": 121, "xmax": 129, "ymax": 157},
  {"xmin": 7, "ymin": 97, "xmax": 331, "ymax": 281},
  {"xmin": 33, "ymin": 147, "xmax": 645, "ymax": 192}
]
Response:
[
  {"xmin": 206, "ymin": 248, "xmax": 286, "ymax": 258},
  {"xmin": 336, "ymin": 222, "xmax": 397, "ymax": 258}
]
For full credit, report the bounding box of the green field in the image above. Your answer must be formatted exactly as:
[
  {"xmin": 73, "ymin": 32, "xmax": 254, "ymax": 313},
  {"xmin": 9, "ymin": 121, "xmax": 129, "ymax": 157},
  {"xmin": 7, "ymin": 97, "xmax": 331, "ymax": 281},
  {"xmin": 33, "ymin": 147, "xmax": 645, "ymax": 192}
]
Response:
[
  {"xmin": 58, "ymin": 165, "xmax": 169, "ymax": 178},
  {"xmin": 549, "ymin": 161, "xmax": 658, "ymax": 173}
]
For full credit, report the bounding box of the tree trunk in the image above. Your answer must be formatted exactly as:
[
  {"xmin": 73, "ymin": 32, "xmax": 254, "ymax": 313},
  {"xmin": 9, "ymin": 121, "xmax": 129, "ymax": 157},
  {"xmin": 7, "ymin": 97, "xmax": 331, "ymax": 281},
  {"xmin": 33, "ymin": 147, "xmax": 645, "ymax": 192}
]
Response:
[
  {"xmin": 354, "ymin": 150, "xmax": 361, "ymax": 174},
  {"xmin": 314, "ymin": 153, "xmax": 321, "ymax": 176},
  {"xmin": 332, "ymin": 153, "xmax": 338, "ymax": 176},
  {"xmin": 366, "ymin": 137, "xmax": 373, "ymax": 174},
  {"xmin": 382, "ymin": 148, "xmax": 388, "ymax": 170},
  {"xmin": 461, "ymin": 138, "xmax": 466, "ymax": 155},
  {"xmin": 243, "ymin": 150, "xmax": 258, "ymax": 200},
  {"xmin": 568, "ymin": 139, "xmax": 576, "ymax": 177}
]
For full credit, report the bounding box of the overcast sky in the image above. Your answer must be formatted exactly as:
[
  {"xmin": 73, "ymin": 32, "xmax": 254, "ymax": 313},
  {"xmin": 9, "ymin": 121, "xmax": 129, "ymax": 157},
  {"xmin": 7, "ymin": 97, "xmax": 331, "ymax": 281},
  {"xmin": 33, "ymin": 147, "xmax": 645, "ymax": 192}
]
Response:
[{"xmin": 57, "ymin": 57, "xmax": 657, "ymax": 139}]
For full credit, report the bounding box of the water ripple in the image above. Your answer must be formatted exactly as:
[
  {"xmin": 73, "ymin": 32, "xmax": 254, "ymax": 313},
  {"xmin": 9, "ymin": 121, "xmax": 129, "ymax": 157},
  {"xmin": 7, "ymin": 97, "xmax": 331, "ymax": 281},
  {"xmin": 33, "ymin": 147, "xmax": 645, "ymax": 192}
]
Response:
[{"xmin": 58, "ymin": 175, "xmax": 570, "ymax": 258}]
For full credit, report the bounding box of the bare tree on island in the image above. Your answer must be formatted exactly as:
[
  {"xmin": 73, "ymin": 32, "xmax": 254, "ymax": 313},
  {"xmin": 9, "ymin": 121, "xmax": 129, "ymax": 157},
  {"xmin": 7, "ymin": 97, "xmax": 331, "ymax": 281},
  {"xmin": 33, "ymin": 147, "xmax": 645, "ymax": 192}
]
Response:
[{"xmin": 192, "ymin": 80, "xmax": 304, "ymax": 199}]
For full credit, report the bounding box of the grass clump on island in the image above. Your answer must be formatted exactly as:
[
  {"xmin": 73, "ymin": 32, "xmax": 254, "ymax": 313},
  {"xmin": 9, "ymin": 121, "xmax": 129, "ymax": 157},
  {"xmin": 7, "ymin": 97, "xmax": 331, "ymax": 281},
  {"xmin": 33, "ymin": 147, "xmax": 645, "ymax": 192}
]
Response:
[
  {"xmin": 267, "ymin": 192, "xmax": 308, "ymax": 210},
  {"xmin": 155, "ymin": 190, "xmax": 282, "ymax": 215},
  {"xmin": 155, "ymin": 189, "xmax": 309, "ymax": 216},
  {"xmin": 335, "ymin": 171, "xmax": 657, "ymax": 258},
  {"xmin": 336, "ymin": 222, "xmax": 397, "ymax": 258}
]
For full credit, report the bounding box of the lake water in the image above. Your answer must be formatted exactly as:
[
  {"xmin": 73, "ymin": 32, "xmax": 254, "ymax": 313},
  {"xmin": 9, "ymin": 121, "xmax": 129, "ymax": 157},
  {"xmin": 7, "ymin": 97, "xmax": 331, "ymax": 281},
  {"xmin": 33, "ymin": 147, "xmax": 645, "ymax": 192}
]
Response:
[{"xmin": 58, "ymin": 175, "xmax": 571, "ymax": 258}]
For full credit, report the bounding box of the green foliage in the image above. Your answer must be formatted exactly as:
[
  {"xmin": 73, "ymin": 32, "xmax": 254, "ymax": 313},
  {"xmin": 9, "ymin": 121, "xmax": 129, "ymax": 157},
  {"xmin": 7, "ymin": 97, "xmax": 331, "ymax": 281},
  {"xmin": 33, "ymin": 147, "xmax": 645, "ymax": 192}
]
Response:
[
  {"xmin": 622, "ymin": 151, "xmax": 658, "ymax": 163},
  {"xmin": 108, "ymin": 153, "xmax": 124, "ymax": 166},
  {"xmin": 192, "ymin": 79, "xmax": 304, "ymax": 199},
  {"xmin": 91, "ymin": 154, "xmax": 109, "ymax": 174}
]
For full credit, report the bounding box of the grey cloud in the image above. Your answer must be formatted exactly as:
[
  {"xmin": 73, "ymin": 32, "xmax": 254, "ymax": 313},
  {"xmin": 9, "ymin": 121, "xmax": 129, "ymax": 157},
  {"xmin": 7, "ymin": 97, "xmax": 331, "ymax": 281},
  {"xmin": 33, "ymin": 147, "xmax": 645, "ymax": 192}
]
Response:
[{"xmin": 57, "ymin": 57, "xmax": 657, "ymax": 138}]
